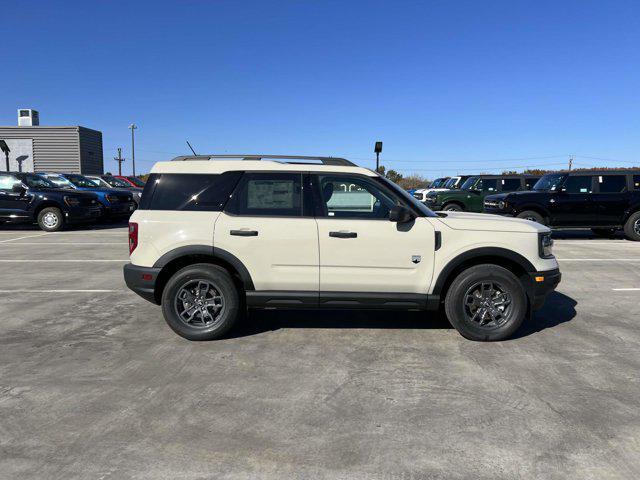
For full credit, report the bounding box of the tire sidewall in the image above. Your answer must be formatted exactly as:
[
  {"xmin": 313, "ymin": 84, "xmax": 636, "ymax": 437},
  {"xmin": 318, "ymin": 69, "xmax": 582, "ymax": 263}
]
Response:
[
  {"xmin": 161, "ymin": 264, "xmax": 239, "ymax": 340},
  {"xmin": 37, "ymin": 207, "xmax": 64, "ymax": 232},
  {"xmin": 517, "ymin": 210, "xmax": 545, "ymax": 225},
  {"xmin": 444, "ymin": 264, "xmax": 527, "ymax": 341},
  {"xmin": 443, "ymin": 203, "xmax": 462, "ymax": 212},
  {"xmin": 624, "ymin": 212, "xmax": 640, "ymax": 241}
]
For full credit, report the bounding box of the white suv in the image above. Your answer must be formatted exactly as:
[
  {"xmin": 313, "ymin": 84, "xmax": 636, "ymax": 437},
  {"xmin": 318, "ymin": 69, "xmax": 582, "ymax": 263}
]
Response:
[{"xmin": 124, "ymin": 155, "xmax": 560, "ymax": 342}]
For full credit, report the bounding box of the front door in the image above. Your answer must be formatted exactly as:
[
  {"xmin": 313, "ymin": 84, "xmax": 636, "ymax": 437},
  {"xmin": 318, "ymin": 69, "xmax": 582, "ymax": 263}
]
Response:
[
  {"xmin": 214, "ymin": 172, "xmax": 319, "ymax": 291},
  {"xmin": 591, "ymin": 174, "xmax": 630, "ymax": 227},
  {"xmin": 549, "ymin": 175, "xmax": 594, "ymax": 227},
  {"xmin": 313, "ymin": 173, "xmax": 435, "ymax": 294}
]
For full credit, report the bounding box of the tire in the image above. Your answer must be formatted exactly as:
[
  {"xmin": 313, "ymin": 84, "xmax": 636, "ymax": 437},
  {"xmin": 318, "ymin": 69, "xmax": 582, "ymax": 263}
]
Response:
[
  {"xmin": 161, "ymin": 263, "xmax": 240, "ymax": 340},
  {"xmin": 623, "ymin": 211, "xmax": 640, "ymax": 241},
  {"xmin": 591, "ymin": 228, "xmax": 617, "ymax": 238},
  {"xmin": 444, "ymin": 264, "xmax": 527, "ymax": 341},
  {"xmin": 516, "ymin": 210, "xmax": 545, "ymax": 225},
  {"xmin": 443, "ymin": 203, "xmax": 463, "ymax": 212},
  {"xmin": 37, "ymin": 207, "xmax": 64, "ymax": 232}
]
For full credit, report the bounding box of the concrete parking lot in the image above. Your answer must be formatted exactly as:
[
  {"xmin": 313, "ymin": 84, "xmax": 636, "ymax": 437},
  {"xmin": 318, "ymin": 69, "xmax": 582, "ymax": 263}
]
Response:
[{"xmin": 1, "ymin": 224, "xmax": 639, "ymax": 480}]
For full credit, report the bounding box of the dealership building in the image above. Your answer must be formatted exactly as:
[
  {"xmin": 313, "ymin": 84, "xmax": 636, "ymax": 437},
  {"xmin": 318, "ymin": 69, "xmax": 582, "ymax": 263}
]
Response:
[{"xmin": 0, "ymin": 109, "xmax": 104, "ymax": 174}]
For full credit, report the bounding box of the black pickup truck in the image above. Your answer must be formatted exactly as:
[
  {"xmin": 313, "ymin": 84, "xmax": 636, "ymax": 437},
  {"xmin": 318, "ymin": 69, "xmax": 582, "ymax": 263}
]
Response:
[
  {"xmin": 484, "ymin": 170, "xmax": 640, "ymax": 241},
  {"xmin": 0, "ymin": 172, "xmax": 102, "ymax": 231}
]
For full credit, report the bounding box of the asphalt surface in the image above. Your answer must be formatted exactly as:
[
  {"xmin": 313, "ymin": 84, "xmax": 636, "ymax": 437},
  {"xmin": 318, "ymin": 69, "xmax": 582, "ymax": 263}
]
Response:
[{"xmin": 1, "ymin": 223, "xmax": 639, "ymax": 479}]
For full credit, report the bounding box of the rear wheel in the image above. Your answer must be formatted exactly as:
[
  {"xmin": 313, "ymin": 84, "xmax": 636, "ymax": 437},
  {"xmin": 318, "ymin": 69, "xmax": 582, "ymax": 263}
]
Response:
[
  {"xmin": 37, "ymin": 207, "xmax": 64, "ymax": 232},
  {"xmin": 516, "ymin": 210, "xmax": 546, "ymax": 225},
  {"xmin": 443, "ymin": 203, "xmax": 463, "ymax": 212},
  {"xmin": 161, "ymin": 263, "xmax": 240, "ymax": 340},
  {"xmin": 444, "ymin": 264, "xmax": 527, "ymax": 341},
  {"xmin": 623, "ymin": 212, "xmax": 640, "ymax": 241}
]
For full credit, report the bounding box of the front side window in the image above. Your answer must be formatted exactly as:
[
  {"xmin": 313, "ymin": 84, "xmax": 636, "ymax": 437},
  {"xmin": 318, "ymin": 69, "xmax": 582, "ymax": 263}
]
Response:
[
  {"xmin": 104, "ymin": 176, "xmax": 131, "ymax": 188},
  {"xmin": 443, "ymin": 177, "xmax": 460, "ymax": 188},
  {"xmin": 501, "ymin": 178, "xmax": 521, "ymax": 192},
  {"xmin": 317, "ymin": 174, "xmax": 399, "ymax": 219},
  {"xmin": 226, "ymin": 173, "xmax": 303, "ymax": 217},
  {"xmin": 149, "ymin": 172, "xmax": 242, "ymax": 211},
  {"xmin": 525, "ymin": 177, "xmax": 540, "ymax": 190},
  {"xmin": 562, "ymin": 176, "xmax": 593, "ymax": 193},
  {"xmin": 533, "ymin": 173, "xmax": 565, "ymax": 191},
  {"xmin": 598, "ymin": 175, "xmax": 627, "ymax": 193},
  {"xmin": 482, "ymin": 179, "xmax": 498, "ymax": 192},
  {"xmin": 461, "ymin": 177, "xmax": 479, "ymax": 190},
  {"xmin": 21, "ymin": 174, "xmax": 57, "ymax": 189},
  {"xmin": 430, "ymin": 177, "xmax": 448, "ymax": 188},
  {"xmin": 65, "ymin": 175, "xmax": 99, "ymax": 188}
]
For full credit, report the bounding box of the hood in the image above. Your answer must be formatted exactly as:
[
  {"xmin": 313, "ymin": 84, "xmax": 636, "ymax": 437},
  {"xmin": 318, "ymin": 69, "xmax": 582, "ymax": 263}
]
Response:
[{"xmin": 436, "ymin": 211, "xmax": 549, "ymax": 233}]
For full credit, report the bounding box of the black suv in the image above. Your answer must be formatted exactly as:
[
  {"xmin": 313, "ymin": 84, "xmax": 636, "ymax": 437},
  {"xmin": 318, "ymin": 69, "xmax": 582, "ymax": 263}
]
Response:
[
  {"xmin": 484, "ymin": 170, "xmax": 640, "ymax": 240},
  {"xmin": 0, "ymin": 172, "xmax": 101, "ymax": 231}
]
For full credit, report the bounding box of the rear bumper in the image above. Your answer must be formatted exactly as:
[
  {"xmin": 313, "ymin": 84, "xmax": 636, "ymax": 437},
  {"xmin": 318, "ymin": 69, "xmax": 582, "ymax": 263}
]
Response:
[
  {"xmin": 123, "ymin": 263, "xmax": 161, "ymax": 304},
  {"xmin": 529, "ymin": 268, "xmax": 561, "ymax": 310}
]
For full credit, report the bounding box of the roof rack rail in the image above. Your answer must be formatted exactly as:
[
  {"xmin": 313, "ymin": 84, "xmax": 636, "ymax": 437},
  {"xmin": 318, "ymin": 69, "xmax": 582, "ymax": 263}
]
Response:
[{"xmin": 170, "ymin": 154, "xmax": 357, "ymax": 167}]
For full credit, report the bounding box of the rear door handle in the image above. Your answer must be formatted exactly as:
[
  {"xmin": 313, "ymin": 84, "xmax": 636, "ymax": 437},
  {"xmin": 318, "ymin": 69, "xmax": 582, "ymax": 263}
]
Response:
[
  {"xmin": 230, "ymin": 230, "xmax": 258, "ymax": 237},
  {"xmin": 329, "ymin": 231, "xmax": 357, "ymax": 238}
]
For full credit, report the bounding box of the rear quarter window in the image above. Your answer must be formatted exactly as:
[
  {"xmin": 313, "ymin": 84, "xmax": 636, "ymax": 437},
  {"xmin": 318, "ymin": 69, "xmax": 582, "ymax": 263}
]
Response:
[
  {"xmin": 143, "ymin": 172, "xmax": 242, "ymax": 211},
  {"xmin": 598, "ymin": 175, "xmax": 627, "ymax": 193},
  {"xmin": 633, "ymin": 175, "xmax": 640, "ymax": 190},
  {"xmin": 500, "ymin": 178, "xmax": 521, "ymax": 192}
]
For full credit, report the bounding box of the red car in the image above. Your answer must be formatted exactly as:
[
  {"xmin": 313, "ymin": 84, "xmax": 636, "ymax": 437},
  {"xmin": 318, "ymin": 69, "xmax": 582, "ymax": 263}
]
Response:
[{"xmin": 115, "ymin": 175, "xmax": 146, "ymax": 188}]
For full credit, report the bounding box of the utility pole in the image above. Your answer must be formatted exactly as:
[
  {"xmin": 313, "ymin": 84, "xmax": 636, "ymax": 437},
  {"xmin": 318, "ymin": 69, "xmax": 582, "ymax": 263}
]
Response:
[
  {"xmin": 129, "ymin": 124, "xmax": 137, "ymax": 176},
  {"xmin": 114, "ymin": 148, "xmax": 125, "ymax": 176},
  {"xmin": 568, "ymin": 155, "xmax": 573, "ymax": 171}
]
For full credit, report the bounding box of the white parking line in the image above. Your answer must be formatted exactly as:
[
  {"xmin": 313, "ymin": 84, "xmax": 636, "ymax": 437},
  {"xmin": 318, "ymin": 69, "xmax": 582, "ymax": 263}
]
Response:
[
  {"xmin": 612, "ymin": 288, "xmax": 640, "ymax": 291},
  {"xmin": 557, "ymin": 258, "xmax": 640, "ymax": 261},
  {"xmin": 0, "ymin": 259, "xmax": 129, "ymax": 262},
  {"xmin": 0, "ymin": 233, "xmax": 49, "ymax": 243},
  {"xmin": 0, "ymin": 289, "xmax": 118, "ymax": 293}
]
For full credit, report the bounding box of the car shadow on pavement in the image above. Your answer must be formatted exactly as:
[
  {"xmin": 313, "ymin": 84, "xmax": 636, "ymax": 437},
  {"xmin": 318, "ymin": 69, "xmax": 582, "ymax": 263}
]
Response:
[
  {"xmin": 0, "ymin": 220, "xmax": 129, "ymax": 232},
  {"xmin": 230, "ymin": 291, "xmax": 577, "ymax": 340},
  {"xmin": 512, "ymin": 291, "xmax": 577, "ymax": 339}
]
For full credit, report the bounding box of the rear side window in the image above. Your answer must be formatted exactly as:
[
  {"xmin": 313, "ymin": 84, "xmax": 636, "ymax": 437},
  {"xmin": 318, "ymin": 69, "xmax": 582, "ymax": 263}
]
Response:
[
  {"xmin": 145, "ymin": 172, "xmax": 242, "ymax": 211},
  {"xmin": 563, "ymin": 176, "xmax": 593, "ymax": 193},
  {"xmin": 598, "ymin": 175, "xmax": 627, "ymax": 193},
  {"xmin": 482, "ymin": 179, "xmax": 498, "ymax": 192},
  {"xmin": 634, "ymin": 175, "xmax": 640, "ymax": 190},
  {"xmin": 0, "ymin": 175, "xmax": 19, "ymax": 190},
  {"xmin": 501, "ymin": 178, "xmax": 521, "ymax": 192},
  {"xmin": 225, "ymin": 173, "xmax": 303, "ymax": 217}
]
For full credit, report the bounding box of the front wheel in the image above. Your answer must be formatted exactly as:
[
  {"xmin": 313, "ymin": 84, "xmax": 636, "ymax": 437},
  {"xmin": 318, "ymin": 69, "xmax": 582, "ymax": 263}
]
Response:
[
  {"xmin": 37, "ymin": 207, "xmax": 64, "ymax": 232},
  {"xmin": 442, "ymin": 203, "xmax": 463, "ymax": 212},
  {"xmin": 161, "ymin": 263, "xmax": 240, "ymax": 340},
  {"xmin": 444, "ymin": 264, "xmax": 527, "ymax": 341},
  {"xmin": 516, "ymin": 210, "xmax": 546, "ymax": 225},
  {"xmin": 623, "ymin": 212, "xmax": 640, "ymax": 241}
]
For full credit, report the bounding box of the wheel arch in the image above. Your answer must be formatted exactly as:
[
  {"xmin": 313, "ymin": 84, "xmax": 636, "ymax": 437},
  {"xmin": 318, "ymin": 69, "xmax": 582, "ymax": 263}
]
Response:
[
  {"xmin": 152, "ymin": 245, "xmax": 254, "ymax": 304},
  {"xmin": 34, "ymin": 200, "xmax": 65, "ymax": 218},
  {"xmin": 432, "ymin": 247, "xmax": 536, "ymax": 304}
]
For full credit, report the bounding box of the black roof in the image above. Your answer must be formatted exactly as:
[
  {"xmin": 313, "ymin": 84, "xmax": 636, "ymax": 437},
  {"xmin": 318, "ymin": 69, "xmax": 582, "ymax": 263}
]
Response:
[{"xmin": 171, "ymin": 154, "xmax": 356, "ymax": 167}]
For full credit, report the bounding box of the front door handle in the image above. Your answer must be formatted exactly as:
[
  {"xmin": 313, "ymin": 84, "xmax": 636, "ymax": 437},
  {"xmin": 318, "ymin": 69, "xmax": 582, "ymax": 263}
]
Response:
[
  {"xmin": 329, "ymin": 231, "xmax": 357, "ymax": 238},
  {"xmin": 230, "ymin": 230, "xmax": 258, "ymax": 237}
]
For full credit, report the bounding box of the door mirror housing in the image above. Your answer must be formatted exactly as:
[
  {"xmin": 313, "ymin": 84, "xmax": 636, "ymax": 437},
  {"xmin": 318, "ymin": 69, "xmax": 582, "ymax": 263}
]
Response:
[
  {"xmin": 12, "ymin": 184, "xmax": 26, "ymax": 196},
  {"xmin": 389, "ymin": 205, "xmax": 415, "ymax": 223}
]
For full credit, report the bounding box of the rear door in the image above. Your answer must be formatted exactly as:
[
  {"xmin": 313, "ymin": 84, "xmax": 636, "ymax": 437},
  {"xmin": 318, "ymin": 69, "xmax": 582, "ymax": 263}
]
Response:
[
  {"xmin": 313, "ymin": 173, "xmax": 435, "ymax": 294},
  {"xmin": 0, "ymin": 174, "xmax": 30, "ymax": 218},
  {"xmin": 591, "ymin": 174, "xmax": 629, "ymax": 226},
  {"xmin": 499, "ymin": 177, "xmax": 522, "ymax": 193},
  {"xmin": 550, "ymin": 174, "xmax": 595, "ymax": 226},
  {"xmin": 214, "ymin": 172, "xmax": 319, "ymax": 291}
]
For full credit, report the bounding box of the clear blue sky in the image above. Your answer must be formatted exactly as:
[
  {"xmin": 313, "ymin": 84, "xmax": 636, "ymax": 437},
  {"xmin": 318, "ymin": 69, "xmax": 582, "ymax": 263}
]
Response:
[{"xmin": 2, "ymin": 0, "xmax": 639, "ymax": 177}]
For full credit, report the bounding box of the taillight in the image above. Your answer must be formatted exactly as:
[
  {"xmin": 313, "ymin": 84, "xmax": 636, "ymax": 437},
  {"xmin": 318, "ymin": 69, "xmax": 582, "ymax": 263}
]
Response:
[{"xmin": 129, "ymin": 222, "xmax": 138, "ymax": 255}]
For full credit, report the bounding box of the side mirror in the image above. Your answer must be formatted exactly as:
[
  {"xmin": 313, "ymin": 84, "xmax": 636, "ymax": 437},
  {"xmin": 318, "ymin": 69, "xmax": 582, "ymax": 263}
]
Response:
[
  {"xmin": 389, "ymin": 205, "xmax": 415, "ymax": 223},
  {"xmin": 12, "ymin": 184, "xmax": 26, "ymax": 196}
]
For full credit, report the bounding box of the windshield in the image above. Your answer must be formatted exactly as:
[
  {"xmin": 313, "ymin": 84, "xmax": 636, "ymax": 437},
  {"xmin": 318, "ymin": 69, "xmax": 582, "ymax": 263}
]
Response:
[
  {"xmin": 21, "ymin": 174, "xmax": 58, "ymax": 189},
  {"xmin": 66, "ymin": 174, "xmax": 99, "ymax": 188},
  {"xmin": 104, "ymin": 176, "xmax": 131, "ymax": 188},
  {"xmin": 88, "ymin": 177, "xmax": 110, "ymax": 188},
  {"xmin": 127, "ymin": 176, "xmax": 145, "ymax": 187},
  {"xmin": 443, "ymin": 177, "xmax": 459, "ymax": 188},
  {"xmin": 430, "ymin": 177, "xmax": 448, "ymax": 188},
  {"xmin": 461, "ymin": 176, "xmax": 479, "ymax": 190},
  {"xmin": 533, "ymin": 173, "xmax": 565, "ymax": 191}
]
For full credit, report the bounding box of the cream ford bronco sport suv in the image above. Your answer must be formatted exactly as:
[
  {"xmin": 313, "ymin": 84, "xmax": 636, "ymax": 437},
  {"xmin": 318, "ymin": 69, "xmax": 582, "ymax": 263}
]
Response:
[{"xmin": 124, "ymin": 155, "xmax": 560, "ymax": 342}]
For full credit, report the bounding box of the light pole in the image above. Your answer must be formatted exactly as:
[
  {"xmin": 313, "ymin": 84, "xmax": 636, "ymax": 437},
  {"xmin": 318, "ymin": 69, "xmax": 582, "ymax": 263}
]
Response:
[
  {"xmin": 374, "ymin": 141, "xmax": 383, "ymax": 172},
  {"xmin": 129, "ymin": 124, "xmax": 137, "ymax": 176}
]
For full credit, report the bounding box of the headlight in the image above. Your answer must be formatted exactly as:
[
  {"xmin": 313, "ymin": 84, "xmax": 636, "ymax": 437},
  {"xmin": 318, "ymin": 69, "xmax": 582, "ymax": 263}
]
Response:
[
  {"xmin": 105, "ymin": 194, "xmax": 117, "ymax": 204},
  {"xmin": 64, "ymin": 196, "xmax": 80, "ymax": 207},
  {"xmin": 539, "ymin": 232, "xmax": 554, "ymax": 259}
]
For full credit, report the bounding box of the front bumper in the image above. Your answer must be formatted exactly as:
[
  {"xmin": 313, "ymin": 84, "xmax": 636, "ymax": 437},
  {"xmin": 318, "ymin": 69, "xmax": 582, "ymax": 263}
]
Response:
[
  {"xmin": 65, "ymin": 205, "xmax": 102, "ymax": 224},
  {"xmin": 104, "ymin": 201, "xmax": 137, "ymax": 217},
  {"xmin": 124, "ymin": 263, "xmax": 161, "ymax": 304},
  {"xmin": 529, "ymin": 268, "xmax": 561, "ymax": 310}
]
